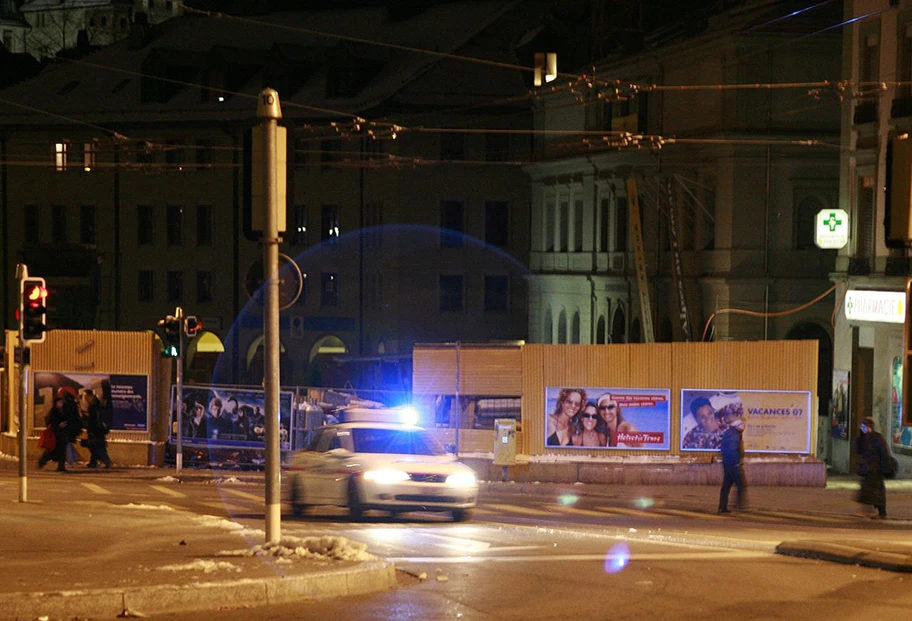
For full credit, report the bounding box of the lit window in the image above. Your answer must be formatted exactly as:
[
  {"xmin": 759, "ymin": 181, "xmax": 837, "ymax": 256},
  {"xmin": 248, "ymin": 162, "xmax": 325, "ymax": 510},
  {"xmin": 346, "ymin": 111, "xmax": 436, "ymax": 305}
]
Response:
[
  {"xmin": 54, "ymin": 142, "xmax": 68, "ymax": 171},
  {"xmin": 83, "ymin": 141, "xmax": 98, "ymax": 172}
]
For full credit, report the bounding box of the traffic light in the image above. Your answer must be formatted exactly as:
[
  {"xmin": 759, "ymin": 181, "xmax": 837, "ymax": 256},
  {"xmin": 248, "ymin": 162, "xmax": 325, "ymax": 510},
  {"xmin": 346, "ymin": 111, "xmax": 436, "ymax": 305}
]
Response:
[
  {"xmin": 157, "ymin": 314, "xmax": 181, "ymax": 357},
  {"xmin": 20, "ymin": 277, "xmax": 48, "ymax": 343},
  {"xmin": 184, "ymin": 315, "xmax": 203, "ymax": 338}
]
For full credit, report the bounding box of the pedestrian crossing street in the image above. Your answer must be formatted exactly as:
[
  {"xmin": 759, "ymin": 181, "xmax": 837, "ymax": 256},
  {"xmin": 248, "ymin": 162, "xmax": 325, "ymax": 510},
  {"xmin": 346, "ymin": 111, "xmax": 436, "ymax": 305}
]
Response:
[{"xmin": 59, "ymin": 479, "xmax": 863, "ymax": 526}]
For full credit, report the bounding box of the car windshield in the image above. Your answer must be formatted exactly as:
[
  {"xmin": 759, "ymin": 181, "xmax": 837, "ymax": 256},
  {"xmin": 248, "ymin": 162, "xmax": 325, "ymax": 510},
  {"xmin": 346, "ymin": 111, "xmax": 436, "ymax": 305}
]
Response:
[{"xmin": 351, "ymin": 428, "xmax": 447, "ymax": 456}]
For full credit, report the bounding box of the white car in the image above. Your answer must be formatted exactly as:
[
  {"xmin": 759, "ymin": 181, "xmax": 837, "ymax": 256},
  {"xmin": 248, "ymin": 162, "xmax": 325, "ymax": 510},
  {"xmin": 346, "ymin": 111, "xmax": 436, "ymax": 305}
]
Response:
[{"xmin": 285, "ymin": 421, "xmax": 478, "ymax": 521}]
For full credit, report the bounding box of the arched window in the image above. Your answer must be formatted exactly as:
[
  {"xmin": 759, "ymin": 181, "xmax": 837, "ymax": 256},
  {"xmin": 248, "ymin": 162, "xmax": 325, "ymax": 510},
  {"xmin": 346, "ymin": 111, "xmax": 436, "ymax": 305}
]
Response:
[
  {"xmin": 596, "ymin": 316, "xmax": 607, "ymax": 344},
  {"xmin": 611, "ymin": 308, "xmax": 626, "ymax": 344},
  {"xmin": 544, "ymin": 307, "xmax": 553, "ymax": 343},
  {"xmin": 558, "ymin": 309, "xmax": 567, "ymax": 344},
  {"xmin": 572, "ymin": 311, "xmax": 581, "ymax": 344}
]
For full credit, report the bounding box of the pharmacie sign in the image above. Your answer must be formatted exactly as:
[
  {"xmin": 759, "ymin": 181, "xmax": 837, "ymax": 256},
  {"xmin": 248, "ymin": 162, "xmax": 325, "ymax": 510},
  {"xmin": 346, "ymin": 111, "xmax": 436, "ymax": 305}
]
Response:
[
  {"xmin": 844, "ymin": 289, "xmax": 905, "ymax": 324},
  {"xmin": 815, "ymin": 209, "xmax": 849, "ymax": 249}
]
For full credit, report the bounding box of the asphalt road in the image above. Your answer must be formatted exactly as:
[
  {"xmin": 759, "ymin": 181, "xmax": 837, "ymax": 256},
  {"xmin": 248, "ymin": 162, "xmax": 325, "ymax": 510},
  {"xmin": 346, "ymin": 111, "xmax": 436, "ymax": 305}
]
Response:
[{"xmin": 12, "ymin": 467, "xmax": 912, "ymax": 620}]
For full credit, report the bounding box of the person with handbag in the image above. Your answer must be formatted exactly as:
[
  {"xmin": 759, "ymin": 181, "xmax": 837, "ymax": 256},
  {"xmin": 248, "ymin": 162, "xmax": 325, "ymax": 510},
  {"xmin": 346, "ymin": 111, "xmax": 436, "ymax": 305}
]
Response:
[
  {"xmin": 38, "ymin": 397, "xmax": 69, "ymax": 472},
  {"xmin": 855, "ymin": 416, "xmax": 889, "ymax": 519}
]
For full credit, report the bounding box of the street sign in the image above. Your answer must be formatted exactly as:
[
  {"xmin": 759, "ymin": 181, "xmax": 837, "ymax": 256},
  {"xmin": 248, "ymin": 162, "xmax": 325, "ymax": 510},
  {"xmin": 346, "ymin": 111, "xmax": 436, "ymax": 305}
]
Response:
[{"xmin": 815, "ymin": 208, "xmax": 849, "ymax": 249}]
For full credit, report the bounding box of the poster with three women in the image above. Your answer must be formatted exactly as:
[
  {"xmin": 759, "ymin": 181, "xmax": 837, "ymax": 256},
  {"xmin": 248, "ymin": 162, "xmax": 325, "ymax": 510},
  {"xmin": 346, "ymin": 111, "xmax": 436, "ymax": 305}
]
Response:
[{"xmin": 545, "ymin": 387, "xmax": 671, "ymax": 450}]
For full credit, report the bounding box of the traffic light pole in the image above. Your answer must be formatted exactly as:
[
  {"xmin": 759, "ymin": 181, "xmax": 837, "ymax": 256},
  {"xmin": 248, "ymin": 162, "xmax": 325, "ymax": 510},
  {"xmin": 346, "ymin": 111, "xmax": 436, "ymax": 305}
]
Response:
[
  {"xmin": 17, "ymin": 265, "xmax": 28, "ymax": 502},
  {"xmin": 258, "ymin": 88, "xmax": 283, "ymax": 543},
  {"xmin": 175, "ymin": 306, "xmax": 184, "ymax": 475}
]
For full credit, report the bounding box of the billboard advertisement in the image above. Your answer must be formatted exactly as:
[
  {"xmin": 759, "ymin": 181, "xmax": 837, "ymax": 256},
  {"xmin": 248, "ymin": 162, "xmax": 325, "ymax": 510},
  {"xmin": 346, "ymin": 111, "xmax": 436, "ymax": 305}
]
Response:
[
  {"xmin": 545, "ymin": 387, "xmax": 671, "ymax": 450},
  {"xmin": 681, "ymin": 389, "xmax": 812, "ymax": 453},
  {"xmin": 170, "ymin": 384, "xmax": 294, "ymax": 451},
  {"xmin": 34, "ymin": 371, "xmax": 148, "ymax": 432}
]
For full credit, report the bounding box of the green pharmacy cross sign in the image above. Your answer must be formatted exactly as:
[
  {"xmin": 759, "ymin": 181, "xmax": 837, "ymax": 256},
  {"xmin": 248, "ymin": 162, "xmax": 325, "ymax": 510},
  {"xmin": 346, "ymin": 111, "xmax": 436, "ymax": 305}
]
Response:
[{"xmin": 815, "ymin": 208, "xmax": 849, "ymax": 249}]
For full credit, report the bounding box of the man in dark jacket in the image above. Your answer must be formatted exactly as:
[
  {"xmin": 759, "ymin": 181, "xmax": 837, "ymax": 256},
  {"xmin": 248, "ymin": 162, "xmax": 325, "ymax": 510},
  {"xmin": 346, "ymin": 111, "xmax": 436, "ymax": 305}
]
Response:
[
  {"xmin": 718, "ymin": 413, "xmax": 746, "ymax": 514},
  {"xmin": 38, "ymin": 397, "xmax": 69, "ymax": 472},
  {"xmin": 855, "ymin": 416, "xmax": 888, "ymax": 518}
]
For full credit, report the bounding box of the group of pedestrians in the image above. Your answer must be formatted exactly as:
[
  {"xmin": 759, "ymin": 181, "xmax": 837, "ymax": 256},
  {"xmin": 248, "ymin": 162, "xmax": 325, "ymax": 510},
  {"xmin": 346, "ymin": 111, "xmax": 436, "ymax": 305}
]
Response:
[{"xmin": 37, "ymin": 387, "xmax": 112, "ymax": 472}]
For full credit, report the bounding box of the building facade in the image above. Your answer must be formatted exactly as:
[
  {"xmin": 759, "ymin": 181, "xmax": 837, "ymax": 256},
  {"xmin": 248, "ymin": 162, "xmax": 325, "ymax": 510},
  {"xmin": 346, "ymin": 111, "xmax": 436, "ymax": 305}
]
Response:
[
  {"xmin": 0, "ymin": 1, "xmax": 540, "ymax": 391},
  {"xmin": 830, "ymin": 0, "xmax": 912, "ymax": 476},
  {"xmin": 524, "ymin": 1, "xmax": 842, "ymax": 453}
]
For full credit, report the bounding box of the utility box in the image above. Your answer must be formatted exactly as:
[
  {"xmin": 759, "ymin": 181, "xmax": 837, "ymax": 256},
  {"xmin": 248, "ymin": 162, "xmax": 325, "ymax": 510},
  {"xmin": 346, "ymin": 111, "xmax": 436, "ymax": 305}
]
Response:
[{"xmin": 493, "ymin": 418, "xmax": 517, "ymax": 466}]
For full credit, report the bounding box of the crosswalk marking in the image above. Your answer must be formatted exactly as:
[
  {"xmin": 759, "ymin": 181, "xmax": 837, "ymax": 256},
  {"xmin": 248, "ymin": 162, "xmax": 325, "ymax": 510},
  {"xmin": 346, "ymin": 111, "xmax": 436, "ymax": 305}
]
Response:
[
  {"xmin": 200, "ymin": 500, "xmax": 256, "ymax": 513},
  {"xmin": 549, "ymin": 504, "xmax": 610, "ymax": 518},
  {"xmin": 595, "ymin": 506, "xmax": 662, "ymax": 519},
  {"xmin": 220, "ymin": 488, "xmax": 263, "ymax": 501},
  {"xmin": 80, "ymin": 482, "xmax": 111, "ymax": 495},
  {"xmin": 484, "ymin": 503, "xmax": 555, "ymax": 517},
  {"xmin": 654, "ymin": 508, "xmax": 726, "ymax": 520},
  {"xmin": 151, "ymin": 485, "xmax": 187, "ymax": 498},
  {"xmin": 748, "ymin": 510, "xmax": 847, "ymax": 524}
]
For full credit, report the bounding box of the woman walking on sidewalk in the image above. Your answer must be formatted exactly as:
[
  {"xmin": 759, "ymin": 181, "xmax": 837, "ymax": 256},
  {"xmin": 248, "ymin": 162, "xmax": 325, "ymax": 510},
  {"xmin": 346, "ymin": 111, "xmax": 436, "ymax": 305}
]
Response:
[{"xmin": 855, "ymin": 416, "xmax": 888, "ymax": 518}]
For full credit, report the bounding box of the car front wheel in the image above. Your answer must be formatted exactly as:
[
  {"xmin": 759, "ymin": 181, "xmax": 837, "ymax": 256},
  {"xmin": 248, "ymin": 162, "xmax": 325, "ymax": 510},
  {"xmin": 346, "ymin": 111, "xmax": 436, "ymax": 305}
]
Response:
[
  {"xmin": 290, "ymin": 476, "xmax": 309, "ymax": 517},
  {"xmin": 348, "ymin": 477, "xmax": 365, "ymax": 520}
]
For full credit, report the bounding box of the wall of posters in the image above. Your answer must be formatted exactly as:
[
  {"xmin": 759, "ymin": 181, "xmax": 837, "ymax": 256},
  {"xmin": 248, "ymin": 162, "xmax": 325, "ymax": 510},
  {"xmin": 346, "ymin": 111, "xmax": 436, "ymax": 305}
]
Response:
[
  {"xmin": 544, "ymin": 387, "xmax": 670, "ymax": 450},
  {"xmin": 170, "ymin": 384, "xmax": 294, "ymax": 451},
  {"xmin": 34, "ymin": 371, "xmax": 148, "ymax": 431},
  {"xmin": 681, "ymin": 389, "xmax": 811, "ymax": 453}
]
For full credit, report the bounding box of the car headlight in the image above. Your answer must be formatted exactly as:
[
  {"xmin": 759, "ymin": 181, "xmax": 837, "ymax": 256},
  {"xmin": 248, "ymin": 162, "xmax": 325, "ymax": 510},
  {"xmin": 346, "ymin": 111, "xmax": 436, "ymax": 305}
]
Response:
[
  {"xmin": 446, "ymin": 472, "xmax": 477, "ymax": 488},
  {"xmin": 363, "ymin": 469, "xmax": 411, "ymax": 484}
]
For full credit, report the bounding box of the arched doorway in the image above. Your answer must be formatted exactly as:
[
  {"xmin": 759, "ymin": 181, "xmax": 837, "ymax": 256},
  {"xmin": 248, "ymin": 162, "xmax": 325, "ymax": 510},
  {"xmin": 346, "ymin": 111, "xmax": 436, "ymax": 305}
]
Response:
[
  {"xmin": 186, "ymin": 331, "xmax": 225, "ymax": 384},
  {"xmin": 245, "ymin": 335, "xmax": 288, "ymax": 384},
  {"xmin": 786, "ymin": 322, "xmax": 833, "ymax": 418},
  {"xmin": 308, "ymin": 335, "xmax": 349, "ymax": 387},
  {"xmin": 611, "ymin": 307, "xmax": 626, "ymax": 344}
]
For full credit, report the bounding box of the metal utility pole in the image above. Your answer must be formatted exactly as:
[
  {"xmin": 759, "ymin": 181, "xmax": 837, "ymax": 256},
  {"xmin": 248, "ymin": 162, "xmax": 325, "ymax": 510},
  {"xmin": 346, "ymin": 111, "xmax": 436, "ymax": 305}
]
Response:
[
  {"xmin": 175, "ymin": 306, "xmax": 184, "ymax": 474},
  {"xmin": 254, "ymin": 88, "xmax": 286, "ymax": 543},
  {"xmin": 16, "ymin": 263, "xmax": 28, "ymax": 503}
]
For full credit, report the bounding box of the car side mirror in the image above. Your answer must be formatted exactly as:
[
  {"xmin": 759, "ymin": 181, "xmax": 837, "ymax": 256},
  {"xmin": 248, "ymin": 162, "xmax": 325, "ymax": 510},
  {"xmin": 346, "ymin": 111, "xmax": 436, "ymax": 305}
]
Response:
[{"xmin": 444, "ymin": 443, "xmax": 457, "ymax": 454}]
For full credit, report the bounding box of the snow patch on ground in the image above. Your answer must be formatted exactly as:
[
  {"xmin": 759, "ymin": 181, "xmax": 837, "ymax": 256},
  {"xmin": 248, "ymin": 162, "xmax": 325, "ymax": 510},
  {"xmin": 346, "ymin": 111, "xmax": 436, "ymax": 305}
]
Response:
[
  {"xmin": 119, "ymin": 503, "xmax": 176, "ymax": 511},
  {"xmin": 193, "ymin": 515, "xmax": 245, "ymax": 531},
  {"xmin": 206, "ymin": 476, "xmax": 250, "ymax": 485},
  {"xmin": 156, "ymin": 475, "xmax": 181, "ymax": 483},
  {"xmin": 219, "ymin": 535, "xmax": 375, "ymax": 562},
  {"xmin": 156, "ymin": 559, "xmax": 242, "ymax": 574},
  {"xmin": 0, "ymin": 452, "xmax": 17, "ymax": 462}
]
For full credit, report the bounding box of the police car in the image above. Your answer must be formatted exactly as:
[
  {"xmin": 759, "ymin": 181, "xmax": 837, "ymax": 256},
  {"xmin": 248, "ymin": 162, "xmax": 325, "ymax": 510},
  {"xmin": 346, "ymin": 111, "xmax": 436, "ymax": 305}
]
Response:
[{"xmin": 285, "ymin": 407, "xmax": 478, "ymax": 521}]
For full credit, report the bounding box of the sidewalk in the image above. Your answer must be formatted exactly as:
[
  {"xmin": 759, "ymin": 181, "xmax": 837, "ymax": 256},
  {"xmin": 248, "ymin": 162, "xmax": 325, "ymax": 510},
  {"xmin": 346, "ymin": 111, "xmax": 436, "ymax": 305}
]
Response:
[
  {"xmin": 484, "ymin": 475, "xmax": 912, "ymax": 573},
  {"xmin": 2, "ymin": 461, "xmax": 912, "ymax": 620},
  {"xmin": 0, "ymin": 459, "xmax": 396, "ymax": 620}
]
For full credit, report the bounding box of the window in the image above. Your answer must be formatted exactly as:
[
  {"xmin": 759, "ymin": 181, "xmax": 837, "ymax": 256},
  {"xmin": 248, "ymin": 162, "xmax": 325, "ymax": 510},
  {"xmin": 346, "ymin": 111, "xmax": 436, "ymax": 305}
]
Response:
[
  {"xmin": 165, "ymin": 139, "xmax": 184, "ymax": 169},
  {"xmin": 559, "ymin": 200, "xmax": 569, "ymax": 251},
  {"xmin": 167, "ymin": 205, "xmax": 182, "ymax": 246},
  {"xmin": 80, "ymin": 204, "xmax": 96, "ymax": 244},
  {"xmin": 365, "ymin": 200, "xmax": 383, "ymax": 247},
  {"xmin": 137, "ymin": 205, "xmax": 154, "ymax": 245},
  {"xmin": 196, "ymin": 204, "xmax": 212, "ymax": 246},
  {"xmin": 24, "ymin": 205, "xmax": 39, "ymax": 244},
  {"xmin": 138, "ymin": 270, "xmax": 154, "ymax": 302},
  {"xmin": 83, "ymin": 141, "xmax": 98, "ymax": 171},
  {"xmin": 167, "ymin": 270, "xmax": 183, "ymax": 302},
  {"xmin": 485, "ymin": 200, "xmax": 508, "ymax": 248},
  {"xmin": 197, "ymin": 270, "xmax": 213, "ymax": 303},
  {"xmin": 485, "ymin": 132, "xmax": 509, "ymax": 162},
  {"xmin": 615, "ymin": 197, "xmax": 628, "ymax": 252},
  {"xmin": 52, "ymin": 204, "xmax": 67, "ymax": 243},
  {"xmin": 440, "ymin": 199, "xmax": 464, "ymax": 248},
  {"xmin": 574, "ymin": 199, "xmax": 583, "ymax": 251},
  {"xmin": 195, "ymin": 138, "xmax": 215, "ymax": 170},
  {"xmin": 321, "ymin": 272, "xmax": 338, "ymax": 306},
  {"xmin": 484, "ymin": 275, "xmax": 509, "ymax": 313},
  {"xmin": 294, "ymin": 137, "xmax": 308, "ymax": 168},
  {"xmin": 795, "ymin": 195, "xmax": 825, "ymax": 249},
  {"xmin": 545, "ymin": 196, "xmax": 555, "ymax": 251},
  {"xmin": 321, "ymin": 204, "xmax": 340, "ymax": 244},
  {"xmin": 439, "ymin": 274, "xmax": 464, "ymax": 312},
  {"xmin": 321, "ymin": 138, "xmax": 342, "ymax": 170},
  {"xmin": 856, "ymin": 175, "xmax": 875, "ymax": 260},
  {"xmin": 54, "ymin": 141, "xmax": 68, "ymax": 171},
  {"xmin": 440, "ymin": 132, "xmax": 464, "ymax": 160},
  {"xmin": 599, "ymin": 197, "xmax": 610, "ymax": 252},
  {"xmin": 291, "ymin": 204, "xmax": 308, "ymax": 245},
  {"xmin": 899, "ymin": 23, "xmax": 912, "ymax": 99},
  {"xmin": 135, "ymin": 141, "xmax": 154, "ymax": 164}
]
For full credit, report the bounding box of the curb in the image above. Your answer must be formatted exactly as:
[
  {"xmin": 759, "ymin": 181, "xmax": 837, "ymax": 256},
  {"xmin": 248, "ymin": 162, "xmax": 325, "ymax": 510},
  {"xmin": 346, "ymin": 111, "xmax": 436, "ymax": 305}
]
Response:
[
  {"xmin": 775, "ymin": 541, "xmax": 912, "ymax": 572},
  {"xmin": 0, "ymin": 560, "xmax": 397, "ymax": 620}
]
